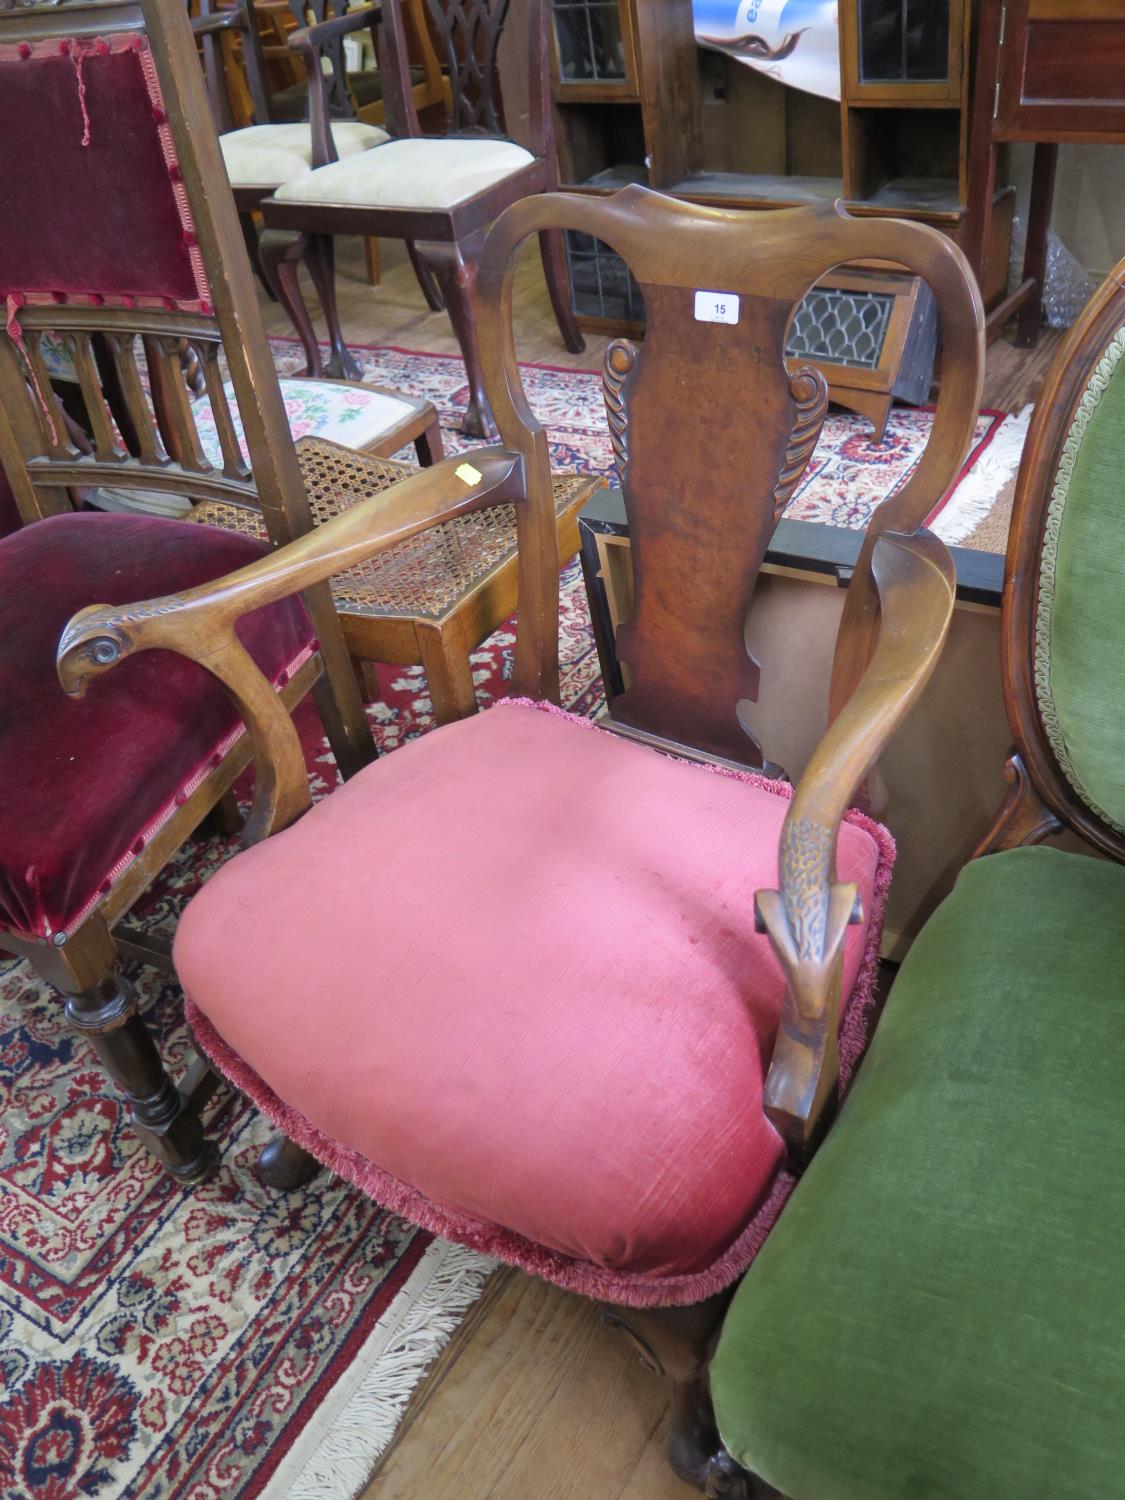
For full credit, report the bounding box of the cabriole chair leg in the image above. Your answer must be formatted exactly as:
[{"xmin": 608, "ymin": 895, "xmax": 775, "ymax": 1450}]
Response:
[
  {"xmin": 602, "ymin": 1292, "xmax": 731, "ymax": 1490},
  {"xmin": 704, "ymin": 1448, "xmax": 758, "ymax": 1499},
  {"xmin": 258, "ymin": 1134, "xmax": 322, "ymax": 1190},
  {"xmin": 260, "ymin": 227, "xmax": 324, "ymax": 378},
  {"xmin": 304, "ymin": 232, "xmax": 363, "ymax": 383},
  {"xmin": 416, "ymin": 232, "xmax": 495, "ymax": 440}
]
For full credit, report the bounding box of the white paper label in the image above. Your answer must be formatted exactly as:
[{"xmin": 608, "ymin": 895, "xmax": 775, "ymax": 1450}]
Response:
[{"xmin": 694, "ymin": 290, "xmax": 740, "ymax": 325}]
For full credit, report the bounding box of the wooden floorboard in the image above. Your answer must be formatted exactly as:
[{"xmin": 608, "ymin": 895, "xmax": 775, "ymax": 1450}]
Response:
[{"xmin": 256, "ymin": 237, "xmax": 1061, "ymax": 1500}]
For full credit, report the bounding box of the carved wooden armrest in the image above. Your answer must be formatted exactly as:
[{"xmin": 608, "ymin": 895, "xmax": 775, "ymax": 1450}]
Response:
[
  {"xmin": 56, "ymin": 448, "xmax": 523, "ymax": 843},
  {"xmin": 190, "ymin": 10, "xmax": 244, "ymax": 40},
  {"xmin": 755, "ymin": 530, "xmax": 957, "ymax": 1165},
  {"xmin": 288, "ymin": 4, "xmax": 382, "ymax": 166}
]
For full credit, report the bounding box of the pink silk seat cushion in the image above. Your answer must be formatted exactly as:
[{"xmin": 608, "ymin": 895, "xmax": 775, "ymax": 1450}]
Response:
[
  {"xmin": 0, "ymin": 512, "xmax": 314, "ymax": 940},
  {"xmin": 180, "ymin": 702, "xmax": 892, "ymax": 1305}
]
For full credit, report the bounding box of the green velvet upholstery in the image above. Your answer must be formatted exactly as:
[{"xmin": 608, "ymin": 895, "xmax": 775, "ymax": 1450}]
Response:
[
  {"xmin": 1036, "ymin": 324, "xmax": 1125, "ymax": 833},
  {"xmin": 711, "ymin": 845, "xmax": 1125, "ymax": 1500}
]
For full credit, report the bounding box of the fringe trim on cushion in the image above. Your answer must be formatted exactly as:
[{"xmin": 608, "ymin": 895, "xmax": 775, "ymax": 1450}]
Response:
[
  {"xmin": 259, "ymin": 1238, "xmax": 495, "ymax": 1500},
  {"xmin": 188, "ymin": 698, "xmax": 895, "ymax": 1309}
]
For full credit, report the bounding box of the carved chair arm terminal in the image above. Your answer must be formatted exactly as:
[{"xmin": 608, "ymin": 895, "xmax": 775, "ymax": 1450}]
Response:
[
  {"xmin": 56, "ymin": 447, "xmax": 525, "ymax": 840},
  {"xmin": 757, "ymin": 530, "xmax": 957, "ymax": 1163}
]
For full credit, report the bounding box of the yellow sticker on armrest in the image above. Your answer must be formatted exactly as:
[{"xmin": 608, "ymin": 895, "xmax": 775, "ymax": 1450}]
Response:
[{"xmin": 455, "ymin": 462, "xmax": 483, "ymax": 487}]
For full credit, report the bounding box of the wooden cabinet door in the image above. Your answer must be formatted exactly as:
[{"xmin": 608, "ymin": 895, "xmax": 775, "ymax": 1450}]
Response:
[{"xmin": 995, "ymin": 0, "xmax": 1125, "ymax": 142}]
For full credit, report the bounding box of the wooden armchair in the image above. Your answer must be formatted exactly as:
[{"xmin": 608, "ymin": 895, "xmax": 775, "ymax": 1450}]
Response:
[
  {"xmin": 58, "ymin": 185, "xmax": 983, "ymax": 1487},
  {"xmin": 705, "ymin": 261, "xmax": 1125, "ymax": 1499},
  {"xmin": 266, "ymin": 0, "xmax": 449, "ymax": 130},
  {"xmin": 260, "ymin": 0, "xmax": 586, "ymax": 437},
  {"xmin": 0, "ymin": 0, "xmax": 381, "ymax": 1183}
]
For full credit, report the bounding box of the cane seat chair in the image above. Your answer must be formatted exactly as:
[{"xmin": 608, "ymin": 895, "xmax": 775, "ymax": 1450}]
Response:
[
  {"xmin": 706, "ymin": 261, "xmax": 1125, "ymax": 1500},
  {"xmin": 260, "ymin": 0, "xmax": 585, "ymax": 437},
  {"xmin": 60, "ymin": 183, "xmax": 984, "ymax": 1483},
  {"xmin": 188, "ymin": 442, "xmax": 600, "ymax": 723},
  {"xmin": 0, "ymin": 0, "xmax": 384, "ymax": 1183}
]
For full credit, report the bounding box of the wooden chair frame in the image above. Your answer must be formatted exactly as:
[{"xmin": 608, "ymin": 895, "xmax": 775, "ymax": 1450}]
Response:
[
  {"xmin": 0, "ymin": 0, "xmax": 377, "ymax": 1184},
  {"xmin": 260, "ymin": 0, "xmax": 585, "ymax": 437},
  {"xmin": 57, "ymin": 183, "xmax": 983, "ymax": 1484},
  {"xmin": 697, "ymin": 266, "xmax": 1125, "ymax": 1500}
]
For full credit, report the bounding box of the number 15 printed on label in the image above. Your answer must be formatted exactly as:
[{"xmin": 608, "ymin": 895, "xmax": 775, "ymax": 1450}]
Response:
[{"xmin": 694, "ymin": 290, "xmax": 741, "ymax": 326}]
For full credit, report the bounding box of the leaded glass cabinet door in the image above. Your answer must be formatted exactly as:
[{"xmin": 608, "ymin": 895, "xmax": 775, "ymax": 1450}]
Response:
[
  {"xmin": 549, "ymin": 0, "xmax": 638, "ymax": 101},
  {"xmin": 841, "ymin": 0, "xmax": 967, "ymax": 103}
]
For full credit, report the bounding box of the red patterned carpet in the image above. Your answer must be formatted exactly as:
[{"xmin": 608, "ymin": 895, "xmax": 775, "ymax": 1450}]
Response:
[{"xmin": 268, "ymin": 336, "xmax": 1029, "ymax": 549}]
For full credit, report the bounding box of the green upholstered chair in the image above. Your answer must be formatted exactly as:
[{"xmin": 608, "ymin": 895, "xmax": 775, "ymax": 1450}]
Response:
[{"xmin": 703, "ymin": 258, "xmax": 1125, "ymax": 1500}]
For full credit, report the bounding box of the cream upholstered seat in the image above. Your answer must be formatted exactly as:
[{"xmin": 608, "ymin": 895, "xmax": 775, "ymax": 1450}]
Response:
[
  {"xmin": 274, "ymin": 135, "xmax": 536, "ymax": 210},
  {"xmin": 220, "ymin": 121, "xmax": 388, "ymax": 189}
]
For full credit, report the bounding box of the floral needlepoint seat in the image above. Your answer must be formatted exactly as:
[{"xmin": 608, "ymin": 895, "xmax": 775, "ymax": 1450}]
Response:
[{"xmin": 190, "ymin": 378, "xmax": 423, "ymax": 467}]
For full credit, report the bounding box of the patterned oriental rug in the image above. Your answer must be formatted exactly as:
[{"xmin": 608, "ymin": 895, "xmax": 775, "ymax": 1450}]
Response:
[
  {"xmin": 0, "ymin": 344, "xmax": 1026, "ymax": 1500},
  {"xmin": 268, "ymin": 338, "xmax": 1031, "ymax": 553}
]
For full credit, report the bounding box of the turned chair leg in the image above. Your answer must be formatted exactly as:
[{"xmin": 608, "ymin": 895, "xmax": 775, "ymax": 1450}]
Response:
[
  {"xmin": 416, "ymin": 232, "xmax": 496, "ymax": 439},
  {"xmin": 260, "ymin": 227, "xmax": 324, "ymax": 378},
  {"xmin": 414, "ymin": 413, "xmax": 444, "ymax": 467},
  {"xmin": 539, "ymin": 227, "xmax": 586, "ymax": 355},
  {"xmin": 259, "ymin": 1134, "xmax": 322, "ymax": 1190},
  {"xmin": 66, "ymin": 972, "xmax": 217, "ymax": 1184},
  {"xmin": 601, "ymin": 1291, "xmax": 733, "ymax": 1490},
  {"xmin": 304, "ymin": 233, "xmax": 363, "ymax": 382}
]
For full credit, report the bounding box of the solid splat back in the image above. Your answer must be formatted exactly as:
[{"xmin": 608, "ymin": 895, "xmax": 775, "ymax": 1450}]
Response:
[
  {"xmin": 476, "ymin": 186, "xmax": 985, "ymax": 760},
  {"xmin": 602, "ymin": 277, "xmax": 829, "ymax": 766}
]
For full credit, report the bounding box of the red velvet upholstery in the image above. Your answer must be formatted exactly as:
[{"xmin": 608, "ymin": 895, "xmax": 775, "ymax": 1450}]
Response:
[
  {"xmin": 180, "ymin": 700, "xmax": 893, "ymax": 1306},
  {"xmin": 0, "ymin": 512, "xmax": 314, "ymax": 941},
  {"xmin": 0, "ymin": 36, "xmax": 209, "ymax": 316},
  {"xmin": 0, "ymin": 467, "xmax": 20, "ymax": 538}
]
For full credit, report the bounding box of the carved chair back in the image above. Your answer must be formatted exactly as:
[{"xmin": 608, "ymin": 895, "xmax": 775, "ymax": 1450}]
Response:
[
  {"xmin": 0, "ymin": 0, "xmax": 315, "ymax": 546},
  {"xmin": 287, "ymin": 0, "xmax": 375, "ymax": 121},
  {"xmin": 477, "ymin": 186, "xmax": 985, "ymax": 763},
  {"xmin": 421, "ymin": 0, "xmax": 509, "ymax": 135},
  {"xmin": 999, "ymin": 259, "xmax": 1125, "ymax": 864},
  {"xmin": 191, "ymin": 0, "xmax": 272, "ymax": 131}
]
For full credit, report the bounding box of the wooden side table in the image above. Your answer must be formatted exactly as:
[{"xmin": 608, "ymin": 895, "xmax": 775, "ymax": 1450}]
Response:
[{"xmin": 964, "ymin": 0, "xmax": 1125, "ymax": 345}]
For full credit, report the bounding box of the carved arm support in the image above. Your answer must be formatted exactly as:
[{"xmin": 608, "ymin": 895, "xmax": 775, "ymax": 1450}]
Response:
[
  {"xmin": 56, "ymin": 447, "xmax": 524, "ymax": 843},
  {"xmin": 755, "ymin": 530, "xmax": 957, "ymax": 1165},
  {"xmin": 288, "ymin": 3, "xmax": 382, "ymax": 165}
]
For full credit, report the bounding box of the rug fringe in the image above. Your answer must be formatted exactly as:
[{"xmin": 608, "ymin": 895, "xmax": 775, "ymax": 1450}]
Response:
[
  {"xmin": 261, "ymin": 1238, "xmax": 496, "ymax": 1500},
  {"xmin": 931, "ymin": 405, "xmax": 1032, "ymax": 544}
]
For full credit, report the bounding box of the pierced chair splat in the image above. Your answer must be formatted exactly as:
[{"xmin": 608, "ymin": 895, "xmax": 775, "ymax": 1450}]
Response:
[{"xmin": 58, "ymin": 184, "xmax": 984, "ymax": 1487}]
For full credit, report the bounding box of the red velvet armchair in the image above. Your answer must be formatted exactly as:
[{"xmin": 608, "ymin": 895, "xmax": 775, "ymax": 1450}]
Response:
[
  {"xmin": 0, "ymin": 0, "xmax": 375, "ymax": 1182},
  {"xmin": 58, "ymin": 181, "xmax": 984, "ymax": 1483}
]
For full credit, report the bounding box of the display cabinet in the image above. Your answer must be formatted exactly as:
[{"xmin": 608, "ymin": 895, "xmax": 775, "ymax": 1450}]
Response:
[
  {"xmin": 549, "ymin": 0, "xmax": 1015, "ymax": 342},
  {"xmin": 842, "ymin": 0, "xmax": 967, "ymax": 103}
]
